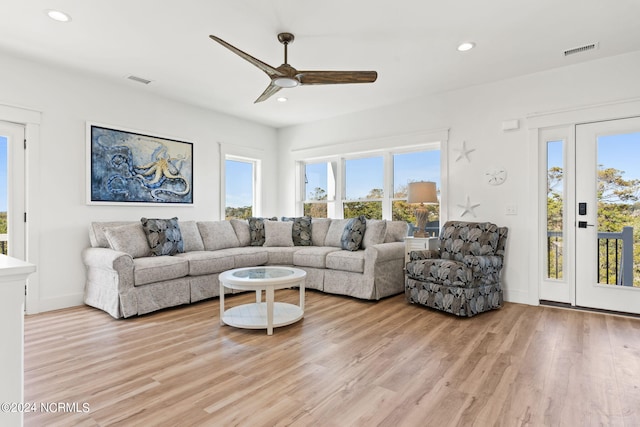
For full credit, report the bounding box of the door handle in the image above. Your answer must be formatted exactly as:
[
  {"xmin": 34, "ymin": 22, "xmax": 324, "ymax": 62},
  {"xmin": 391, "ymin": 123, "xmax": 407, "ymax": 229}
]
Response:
[{"xmin": 578, "ymin": 221, "xmax": 595, "ymax": 228}]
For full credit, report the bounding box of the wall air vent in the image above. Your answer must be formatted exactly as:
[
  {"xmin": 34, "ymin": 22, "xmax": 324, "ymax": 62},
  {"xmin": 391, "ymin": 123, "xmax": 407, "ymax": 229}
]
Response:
[
  {"xmin": 126, "ymin": 75, "xmax": 152, "ymax": 85},
  {"xmin": 564, "ymin": 42, "xmax": 599, "ymax": 57}
]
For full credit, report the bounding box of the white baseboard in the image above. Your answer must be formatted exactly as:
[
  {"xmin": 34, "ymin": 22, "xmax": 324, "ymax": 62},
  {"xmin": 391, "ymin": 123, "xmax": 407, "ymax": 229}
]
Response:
[
  {"xmin": 503, "ymin": 288, "xmax": 535, "ymax": 306},
  {"xmin": 33, "ymin": 293, "xmax": 84, "ymax": 314}
]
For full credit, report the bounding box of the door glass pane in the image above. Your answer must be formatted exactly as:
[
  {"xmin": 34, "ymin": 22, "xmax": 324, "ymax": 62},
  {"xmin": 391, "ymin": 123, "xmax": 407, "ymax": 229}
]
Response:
[
  {"xmin": 0, "ymin": 136, "xmax": 6, "ymax": 255},
  {"xmin": 225, "ymin": 159, "xmax": 253, "ymax": 219},
  {"xmin": 596, "ymin": 132, "xmax": 640, "ymax": 287},
  {"xmin": 546, "ymin": 140, "xmax": 563, "ymax": 279}
]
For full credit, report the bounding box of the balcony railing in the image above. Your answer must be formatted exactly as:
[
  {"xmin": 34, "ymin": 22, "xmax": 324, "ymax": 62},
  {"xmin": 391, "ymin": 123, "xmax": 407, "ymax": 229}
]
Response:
[
  {"xmin": 0, "ymin": 233, "xmax": 6, "ymax": 255},
  {"xmin": 547, "ymin": 226, "xmax": 634, "ymax": 286}
]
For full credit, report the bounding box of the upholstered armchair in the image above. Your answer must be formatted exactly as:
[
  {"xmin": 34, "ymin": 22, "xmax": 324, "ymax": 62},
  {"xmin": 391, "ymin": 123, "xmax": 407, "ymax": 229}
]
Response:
[{"xmin": 405, "ymin": 221, "xmax": 508, "ymax": 317}]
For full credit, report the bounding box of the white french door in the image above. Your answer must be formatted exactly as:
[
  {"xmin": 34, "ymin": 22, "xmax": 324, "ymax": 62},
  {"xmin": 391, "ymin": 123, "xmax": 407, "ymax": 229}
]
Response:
[
  {"xmin": 0, "ymin": 121, "xmax": 26, "ymax": 261},
  {"xmin": 575, "ymin": 117, "xmax": 640, "ymax": 314}
]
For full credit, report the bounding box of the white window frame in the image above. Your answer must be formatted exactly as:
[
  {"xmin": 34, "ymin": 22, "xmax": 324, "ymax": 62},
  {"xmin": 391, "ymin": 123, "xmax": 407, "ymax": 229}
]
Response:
[
  {"xmin": 298, "ymin": 142, "xmax": 442, "ymax": 220},
  {"xmin": 223, "ymin": 154, "xmax": 261, "ymax": 219}
]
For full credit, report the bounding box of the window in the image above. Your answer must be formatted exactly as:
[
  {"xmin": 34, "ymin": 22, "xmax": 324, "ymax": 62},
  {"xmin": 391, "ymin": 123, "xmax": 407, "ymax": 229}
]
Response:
[
  {"xmin": 343, "ymin": 156, "xmax": 383, "ymax": 219},
  {"xmin": 299, "ymin": 146, "xmax": 441, "ymax": 223},
  {"xmin": 303, "ymin": 161, "xmax": 335, "ymax": 218},
  {"xmin": 546, "ymin": 140, "xmax": 564, "ymax": 279},
  {"xmin": 225, "ymin": 157, "xmax": 256, "ymax": 219},
  {"xmin": 393, "ymin": 150, "xmax": 440, "ymax": 235}
]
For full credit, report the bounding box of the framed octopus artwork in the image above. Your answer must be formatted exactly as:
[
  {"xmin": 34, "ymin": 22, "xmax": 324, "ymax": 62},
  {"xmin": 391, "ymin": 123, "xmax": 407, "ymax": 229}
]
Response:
[{"xmin": 87, "ymin": 123, "xmax": 193, "ymax": 205}]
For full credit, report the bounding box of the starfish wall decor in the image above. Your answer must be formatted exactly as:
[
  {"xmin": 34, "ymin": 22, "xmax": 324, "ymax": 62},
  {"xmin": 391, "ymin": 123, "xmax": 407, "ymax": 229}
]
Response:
[
  {"xmin": 454, "ymin": 140, "xmax": 475, "ymax": 162},
  {"xmin": 457, "ymin": 196, "xmax": 480, "ymax": 217}
]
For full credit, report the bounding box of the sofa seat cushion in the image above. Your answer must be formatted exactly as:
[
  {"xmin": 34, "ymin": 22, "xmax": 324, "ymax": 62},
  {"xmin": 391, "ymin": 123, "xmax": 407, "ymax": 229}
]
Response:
[
  {"xmin": 264, "ymin": 246, "xmax": 297, "ymax": 265},
  {"xmin": 406, "ymin": 259, "xmax": 472, "ymax": 288},
  {"xmin": 174, "ymin": 251, "xmax": 234, "ymax": 276},
  {"xmin": 133, "ymin": 256, "xmax": 189, "ymax": 286},
  {"xmin": 326, "ymin": 250, "xmax": 365, "ymax": 273},
  {"xmin": 216, "ymin": 247, "xmax": 269, "ymax": 268},
  {"xmin": 293, "ymin": 246, "xmax": 342, "ymax": 268}
]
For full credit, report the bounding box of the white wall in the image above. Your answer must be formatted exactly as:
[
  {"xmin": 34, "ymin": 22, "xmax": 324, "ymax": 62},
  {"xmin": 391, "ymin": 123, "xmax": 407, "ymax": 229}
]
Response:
[
  {"xmin": 4, "ymin": 46, "xmax": 640, "ymax": 313},
  {"xmin": 277, "ymin": 50, "xmax": 640, "ymax": 305},
  {"xmin": 0, "ymin": 51, "xmax": 278, "ymax": 313}
]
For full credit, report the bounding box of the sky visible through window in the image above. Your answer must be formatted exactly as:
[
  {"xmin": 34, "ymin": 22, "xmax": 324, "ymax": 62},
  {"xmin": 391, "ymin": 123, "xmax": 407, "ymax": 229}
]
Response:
[
  {"xmin": 547, "ymin": 132, "xmax": 640, "ymax": 195},
  {"xmin": 305, "ymin": 150, "xmax": 441, "ymax": 201},
  {"xmin": 394, "ymin": 151, "xmax": 440, "ymax": 195},
  {"xmin": 0, "ymin": 136, "xmax": 6, "ymax": 212},
  {"xmin": 225, "ymin": 159, "xmax": 253, "ymax": 208},
  {"xmin": 305, "ymin": 162, "xmax": 327, "ymax": 200},
  {"xmin": 597, "ymin": 132, "xmax": 640, "ymax": 184}
]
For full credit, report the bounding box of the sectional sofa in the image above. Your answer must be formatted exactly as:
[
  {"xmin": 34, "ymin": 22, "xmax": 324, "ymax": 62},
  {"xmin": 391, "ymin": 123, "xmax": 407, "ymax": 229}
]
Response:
[{"xmin": 82, "ymin": 217, "xmax": 409, "ymax": 318}]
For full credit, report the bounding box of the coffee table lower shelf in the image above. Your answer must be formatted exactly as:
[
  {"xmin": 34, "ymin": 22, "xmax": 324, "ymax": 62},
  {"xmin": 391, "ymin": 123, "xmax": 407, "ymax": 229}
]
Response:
[{"xmin": 221, "ymin": 302, "xmax": 304, "ymax": 331}]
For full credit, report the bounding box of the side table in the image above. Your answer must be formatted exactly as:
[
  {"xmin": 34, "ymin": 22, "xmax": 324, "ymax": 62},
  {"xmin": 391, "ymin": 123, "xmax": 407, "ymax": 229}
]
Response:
[{"xmin": 404, "ymin": 236, "xmax": 439, "ymax": 264}]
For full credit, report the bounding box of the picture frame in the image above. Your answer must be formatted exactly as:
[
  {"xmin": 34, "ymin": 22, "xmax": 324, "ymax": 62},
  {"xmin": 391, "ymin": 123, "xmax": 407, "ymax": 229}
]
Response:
[{"xmin": 87, "ymin": 123, "xmax": 193, "ymax": 205}]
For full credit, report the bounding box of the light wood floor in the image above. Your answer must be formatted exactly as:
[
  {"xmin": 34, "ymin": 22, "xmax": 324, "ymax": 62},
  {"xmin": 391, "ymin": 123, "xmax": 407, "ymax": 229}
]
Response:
[{"xmin": 24, "ymin": 290, "xmax": 640, "ymax": 426}]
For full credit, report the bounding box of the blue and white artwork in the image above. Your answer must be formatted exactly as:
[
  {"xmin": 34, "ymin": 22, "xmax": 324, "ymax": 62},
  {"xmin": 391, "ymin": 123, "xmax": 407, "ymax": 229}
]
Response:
[{"xmin": 90, "ymin": 125, "xmax": 193, "ymax": 204}]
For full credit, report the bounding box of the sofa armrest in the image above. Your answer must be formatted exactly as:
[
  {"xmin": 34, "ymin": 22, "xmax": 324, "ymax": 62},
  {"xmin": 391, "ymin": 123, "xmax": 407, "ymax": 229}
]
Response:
[
  {"xmin": 366, "ymin": 241, "xmax": 405, "ymax": 262},
  {"xmin": 82, "ymin": 247, "xmax": 135, "ymax": 292},
  {"xmin": 462, "ymin": 254, "xmax": 504, "ymax": 278},
  {"xmin": 409, "ymin": 249, "xmax": 439, "ymax": 261}
]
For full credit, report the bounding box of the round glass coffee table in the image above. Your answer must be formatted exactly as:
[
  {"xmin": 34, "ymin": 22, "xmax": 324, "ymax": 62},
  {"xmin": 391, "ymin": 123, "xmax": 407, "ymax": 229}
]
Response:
[{"xmin": 219, "ymin": 266, "xmax": 306, "ymax": 335}]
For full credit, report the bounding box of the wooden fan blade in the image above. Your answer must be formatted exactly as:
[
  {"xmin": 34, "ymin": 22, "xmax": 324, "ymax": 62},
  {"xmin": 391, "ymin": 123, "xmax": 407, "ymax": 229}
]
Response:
[
  {"xmin": 209, "ymin": 35, "xmax": 284, "ymax": 78},
  {"xmin": 254, "ymin": 83, "xmax": 282, "ymax": 103},
  {"xmin": 297, "ymin": 70, "xmax": 377, "ymax": 85}
]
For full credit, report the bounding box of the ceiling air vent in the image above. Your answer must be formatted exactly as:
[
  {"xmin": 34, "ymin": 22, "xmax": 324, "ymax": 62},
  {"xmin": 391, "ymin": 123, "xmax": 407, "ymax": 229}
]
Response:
[
  {"xmin": 126, "ymin": 75, "xmax": 152, "ymax": 85},
  {"xmin": 564, "ymin": 42, "xmax": 599, "ymax": 57}
]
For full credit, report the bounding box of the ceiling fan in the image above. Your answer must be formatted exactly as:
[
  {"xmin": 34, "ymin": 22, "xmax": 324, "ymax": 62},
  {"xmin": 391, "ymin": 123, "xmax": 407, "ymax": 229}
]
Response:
[{"xmin": 209, "ymin": 32, "xmax": 378, "ymax": 103}]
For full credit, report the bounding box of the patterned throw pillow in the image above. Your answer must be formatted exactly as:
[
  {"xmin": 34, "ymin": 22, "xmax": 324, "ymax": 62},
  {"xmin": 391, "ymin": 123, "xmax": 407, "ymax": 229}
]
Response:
[
  {"xmin": 140, "ymin": 217, "xmax": 184, "ymax": 256},
  {"xmin": 248, "ymin": 217, "xmax": 277, "ymax": 246},
  {"xmin": 281, "ymin": 216, "xmax": 312, "ymax": 246},
  {"xmin": 340, "ymin": 215, "xmax": 367, "ymax": 251}
]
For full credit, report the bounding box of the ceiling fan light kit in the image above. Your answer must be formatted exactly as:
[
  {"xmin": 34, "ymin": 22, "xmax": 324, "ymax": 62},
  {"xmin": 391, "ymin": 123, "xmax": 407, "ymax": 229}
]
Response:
[{"xmin": 209, "ymin": 32, "xmax": 378, "ymax": 103}]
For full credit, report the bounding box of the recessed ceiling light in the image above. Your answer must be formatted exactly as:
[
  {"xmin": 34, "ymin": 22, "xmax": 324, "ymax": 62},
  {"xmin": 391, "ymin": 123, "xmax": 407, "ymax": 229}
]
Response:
[
  {"xmin": 457, "ymin": 42, "xmax": 475, "ymax": 52},
  {"xmin": 46, "ymin": 9, "xmax": 72, "ymax": 22},
  {"xmin": 276, "ymin": 97, "xmax": 288, "ymax": 103}
]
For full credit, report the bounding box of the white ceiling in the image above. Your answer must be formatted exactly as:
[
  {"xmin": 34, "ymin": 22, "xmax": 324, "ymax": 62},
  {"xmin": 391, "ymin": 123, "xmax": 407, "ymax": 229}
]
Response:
[{"xmin": 2, "ymin": 1, "xmax": 640, "ymax": 128}]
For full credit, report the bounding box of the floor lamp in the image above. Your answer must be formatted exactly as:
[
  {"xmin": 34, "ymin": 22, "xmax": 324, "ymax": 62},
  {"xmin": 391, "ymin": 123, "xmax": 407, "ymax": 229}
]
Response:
[{"xmin": 407, "ymin": 181, "xmax": 438, "ymax": 237}]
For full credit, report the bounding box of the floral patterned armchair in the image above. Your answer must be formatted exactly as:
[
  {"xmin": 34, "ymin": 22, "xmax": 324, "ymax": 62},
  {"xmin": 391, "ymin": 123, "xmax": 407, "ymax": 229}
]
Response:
[{"xmin": 405, "ymin": 221, "xmax": 508, "ymax": 317}]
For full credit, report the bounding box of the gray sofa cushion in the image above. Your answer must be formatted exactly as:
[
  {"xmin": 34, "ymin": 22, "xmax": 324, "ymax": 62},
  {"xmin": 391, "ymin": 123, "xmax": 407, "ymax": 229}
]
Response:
[
  {"xmin": 324, "ymin": 219, "xmax": 350, "ymax": 247},
  {"xmin": 282, "ymin": 216, "xmax": 312, "ymax": 246},
  {"xmin": 133, "ymin": 256, "xmax": 189, "ymax": 286},
  {"xmin": 197, "ymin": 221, "xmax": 240, "ymax": 251},
  {"xmin": 293, "ymin": 246, "xmax": 342, "ymax": 268},
  {"xmin": 264, "ymin": 220, "xmax": 294, "ymax": 247},
  {"xmin": 174, "ymin": 251, "xmax": 235, "ymax": 276},
  {"xmin": 104, "ymin": 223, "xmax": 151, "ymax": 258},
  {"xmin": 222, "ymin": 247, "xmax": 270, "ymax": 268},
  {"xmin": 384, "ymin": 220, "xmax": 409, "ymax": 243},
  {"xmin": 362, "ymin": 219, "xmax": 387, "ymax": 249},
  {"xmin": 230, "ymin": 219, "xmax": 251, "ymax": 246},
  {"xmin": 311, "ymin": 218, "xmax": 331, "ymax": 246},
  {"xmin": 89, "ymin": 221, "xmax": 133, "ymax": 248},
  {"xmin": 341, "ymin": 216, "xmax": 366, "ymax": 251},
  {"xmin": 179, "ymin": 220, "xmax": 205, "ymax": 252},
  {"xmin": 326, "ymin": 250, "xmax": 366, "ymax": 273},
  {"xmin": 264, "ymin": 246, "xmax": 297, "ymax": 265},
  {"xmin": 141, "ymin": 217, "xmax": 184, "ymax": 256}
]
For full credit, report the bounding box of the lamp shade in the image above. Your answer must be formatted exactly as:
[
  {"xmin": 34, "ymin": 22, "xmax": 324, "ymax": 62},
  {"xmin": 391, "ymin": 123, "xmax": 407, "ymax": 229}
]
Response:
[{"xmin": 407, "ymin": 181, "xmax": 438, "ymax": 204}]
